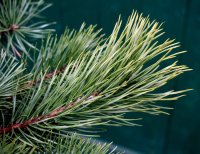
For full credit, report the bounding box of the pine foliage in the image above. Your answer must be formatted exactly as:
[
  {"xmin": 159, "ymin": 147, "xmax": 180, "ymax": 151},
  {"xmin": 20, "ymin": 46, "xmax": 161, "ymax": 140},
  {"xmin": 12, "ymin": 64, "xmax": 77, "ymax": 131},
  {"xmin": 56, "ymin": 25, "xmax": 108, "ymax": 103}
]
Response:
[
  {"xmin": 0, "ymin": 0, "xmax": 190, "ymax": 153},
  {"xmin": 0, "ymin": 0, "xmax": 54, "ymax": 59}
]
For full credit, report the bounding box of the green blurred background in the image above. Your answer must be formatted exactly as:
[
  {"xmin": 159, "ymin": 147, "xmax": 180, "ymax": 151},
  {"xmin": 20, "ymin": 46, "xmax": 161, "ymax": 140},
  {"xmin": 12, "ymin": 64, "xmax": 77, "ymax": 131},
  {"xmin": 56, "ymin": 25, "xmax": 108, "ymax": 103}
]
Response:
[{"xmin": 43, "ymin": 0, "xmax": 200, "ymax": 153}]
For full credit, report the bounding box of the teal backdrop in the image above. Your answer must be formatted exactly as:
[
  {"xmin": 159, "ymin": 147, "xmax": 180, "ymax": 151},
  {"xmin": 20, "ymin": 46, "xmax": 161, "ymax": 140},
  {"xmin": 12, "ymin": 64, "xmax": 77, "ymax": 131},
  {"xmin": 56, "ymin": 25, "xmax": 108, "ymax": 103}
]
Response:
[{"xmin": 43, "ymin": 0, "xmax": 200, "ymax": 154}]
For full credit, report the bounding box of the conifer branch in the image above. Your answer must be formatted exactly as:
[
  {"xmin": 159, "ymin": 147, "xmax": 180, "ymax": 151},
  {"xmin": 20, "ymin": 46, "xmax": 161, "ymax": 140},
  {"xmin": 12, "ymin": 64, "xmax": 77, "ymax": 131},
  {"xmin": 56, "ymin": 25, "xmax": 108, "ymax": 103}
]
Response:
[
  {"xmin": 0, "ymin": 0, "xmax": 54, "ymax": 59},
  {"xmin": 0, "ymin": 0, "xmax": 190, "ymax": 153},
  {"xmin": 0, "ymin": 134, "xmax": 120, "ymax": 154},
  {"xmin": 0, "ymin": 92, "xmax": 98, "ymax": 134}
]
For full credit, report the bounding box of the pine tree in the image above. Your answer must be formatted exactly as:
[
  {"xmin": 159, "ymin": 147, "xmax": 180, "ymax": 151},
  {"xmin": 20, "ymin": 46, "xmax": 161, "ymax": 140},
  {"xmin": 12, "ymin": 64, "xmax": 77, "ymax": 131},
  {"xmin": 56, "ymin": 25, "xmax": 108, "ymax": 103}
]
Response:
[{"xmin": 0, "ymin": 0, "xmax": 190, "ymax": 153}]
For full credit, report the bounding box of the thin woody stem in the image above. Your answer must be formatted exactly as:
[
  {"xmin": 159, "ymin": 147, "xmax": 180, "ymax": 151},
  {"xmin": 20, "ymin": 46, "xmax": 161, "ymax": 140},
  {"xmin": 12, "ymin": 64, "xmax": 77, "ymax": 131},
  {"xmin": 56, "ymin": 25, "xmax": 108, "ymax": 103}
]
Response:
[
  {"xmin": 5, "ymin": 66, "xmax": 67, "ymax": 101},
  {"xmin": 0, "ymin": 92, "xmax": 99, "ymax": 134},
  {"xmin": 23, "ymin": 64, "xmax": 77, "ymax": 90},
  {"xmin": 25, "ymin": 65, "xmax": 67, "ymax": 88},
  {"xmin": 12, "ymin": 45, "xmax": 22, "ymax": 58}
]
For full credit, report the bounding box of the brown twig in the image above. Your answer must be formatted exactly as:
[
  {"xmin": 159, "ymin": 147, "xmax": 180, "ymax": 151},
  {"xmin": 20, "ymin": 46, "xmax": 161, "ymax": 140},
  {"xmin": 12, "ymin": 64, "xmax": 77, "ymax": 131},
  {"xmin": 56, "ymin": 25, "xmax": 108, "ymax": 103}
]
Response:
[
  {"xmin": 0, "ymin": 92, "xmax": 99, "ymax": 134},
  {"xmin": 24, "ymin": 65, "xmax": 67, "ymax": 88},
  {"xmin": 12, "ymin": 45, "xmax": 22, "ymax": 58},
  {"xmin": 5, "ymin": 65, "xmax": 67, "ymax": 102}
]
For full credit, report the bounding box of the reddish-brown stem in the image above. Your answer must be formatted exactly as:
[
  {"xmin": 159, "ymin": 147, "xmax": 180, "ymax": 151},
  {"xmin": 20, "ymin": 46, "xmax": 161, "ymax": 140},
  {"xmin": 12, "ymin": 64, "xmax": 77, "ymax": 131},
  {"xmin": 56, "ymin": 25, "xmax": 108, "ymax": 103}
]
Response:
[
  {"xmin": 5, "ymin": 66, "xmax": 66, "ymax": 102},
  {"xmin": 12, "ymin": 45, "xmax": 22, "ymax": 58},
  {"xmin": 0, "ymin": 92, "xmax": 99, "ymax": 134},
  {"xmin": 24, "ymin": 65, "xmax": 67, "ymax": 89}
]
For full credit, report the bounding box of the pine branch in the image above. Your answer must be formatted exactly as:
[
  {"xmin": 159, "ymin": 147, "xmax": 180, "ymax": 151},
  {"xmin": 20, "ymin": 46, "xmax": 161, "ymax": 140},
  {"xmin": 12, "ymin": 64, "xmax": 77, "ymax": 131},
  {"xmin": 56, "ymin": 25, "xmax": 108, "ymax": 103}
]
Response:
[
  {"xmin": 0, "ymin": 92, "xmax": 98, "ymax": 134},
  {"xmin": 2, "ymin": 64, "xmax": 71, "ymax": 106},
  {"xmin": 0, "ymin": 1, "xmax": 191, "ymax": 152},
  {"xmin": 0, "ymin": 12, "xmax": 190, "ymax": 146},
  {"xmin": 0, "ymin": 133, "xmax": 120, "ymax": 154},
  {"xmin": 31, "ymin": 24, "xmax": 103, "ymax": 74},
  {"xmin": 0, "ymin": 0, "xmax": 54, "ymax": 59},
  {"xmin": 0, "ymin": 50, "xmax": 30, "ymax": 98}
]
